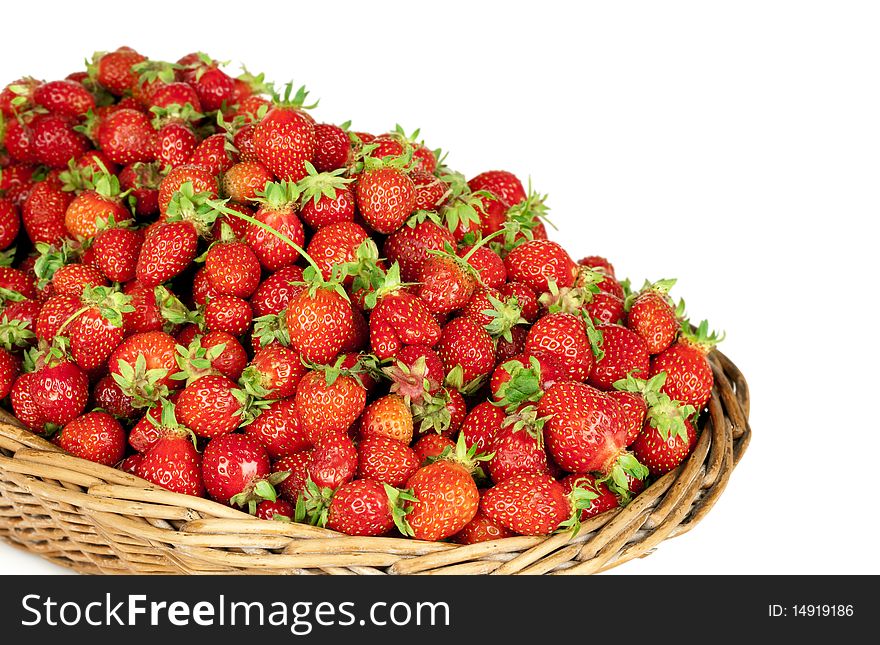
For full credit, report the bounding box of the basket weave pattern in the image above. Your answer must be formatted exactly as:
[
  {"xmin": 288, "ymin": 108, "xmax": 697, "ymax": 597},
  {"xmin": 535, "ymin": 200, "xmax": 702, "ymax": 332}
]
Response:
[{"xmin": 0, "ymin": 351, "xmax": 749, "ymax": 575}]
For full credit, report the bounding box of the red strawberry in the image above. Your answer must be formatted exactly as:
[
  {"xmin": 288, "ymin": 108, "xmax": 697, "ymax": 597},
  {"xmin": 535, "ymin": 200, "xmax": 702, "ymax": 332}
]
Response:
[
  {"xmin": 326, "ymin": 479, "xmax": 396, "ymax": 536},
  {"xmin": 452, "ymin": 508, "xmax": 516, "ymax": 544},
  {"xmin": 93, "ymin": 227, "xmax": 144, "ymax": 282},
  {"xmin": 0, "ymin": 348, "xmax": 19, "ymax": 399},
  {"xmin": 560, "ymin": 473, "xmax": 620, "ymax": 519},
  {"xmin": 355, "ymin": 166, "xmax": 416, "ymax": 234},
  {"xmin": 33, "ymin": 80, "xmax": 95, "ymax": 118},
  {"xmin": 306, "ymin": 221, "xmax": 369, "ymax": 281},
  {"xmin": 154, "ymin": 120, "xmax": 198, "ymax": 168},
  {"xmin": 175, "ymin": 374, "xmax": 245, "ymax": 438},
  {"xmin": 147, "ymin": 81, "xmax": 202, "ymax": 112},
  {"xmin": 0, "ymin": 197, "xmax": 21, "ymax": 250},
  {"xmin": 118, "ymin": 453, "xmax": 143, "ymax": 474},
  {"xmin": 56, "ymin": 411, "xmax": 125, "ymax": 466},
  {"xmin": 178, "ymin": 56, "xmax": 235, "ymax": 112},
  {"xmin": 504, "ymin": 239, "xmax": 577, "ymax": 293},
  {"xmin": 286, "ymin": 287, "xmax": 355, "ymax": 365},
  {"xmin": 190, "ymin": 133, "xmax": 236, "ymax": 176},
  {"xmin": 93, "ymin": 48, "xmax": 146, "ymax": 95},
  {"xmin": 384, "ymin": 345, "xmax": 445, "ymax": 401},
  {"xmin": 360, "ymin": 394, "xmax": 414, "ymax": 445},
  {"xmin": 525, "ymin": 312, "xmax": 594, "ymax": 382},
  {"xmin": 250, "ymin": 266, "xmax": 305, "ymax": 320},
  {"xmin": 357, "ymin": 434, "xmax": 420, "ymax": 487},
  {"xmin": 202, "ymin": 433, "xmax": 278, "ymax": 507},
  {"xmin": 21, "ymin": 181, "xmax": 71, "ymax": 245},
  {"xmin": 398, "ymin": 437, "xmax": 481, "ymax": 541},
  {"xmin": 10, "ymin": 372, "xmax": 48, "ymax": 432},
  {"xmin": 312, "ymin": 123, "xmax": 350, "ymax": 172},
  {"xmin": 31, "ymin": 115, "xmax": 91, "ymax": 169},
  {"xmin": 588, "ymin": 324, "xmax": 650, "ymax": 391},
  {"xmin": 481, "ymin": 472, "xmax": 576, "ymax": 536},
  {"xmin": 294, "ymin": 366, "xmax": 366, "ymax": 443},
  {"xmin": 459, "ymin": 401, "xmax": 506, "ymax": 454},
  {"xmin": 157, "ymin": 164, "xmax": 217, "ymax": 215},
  {"xmin": 205, "ymin": 241, "xmax": 262, "ymax": 298},
  {"xmin": 204, "ymin": 295, "xmax": 253, "ymax": 336},
  {"xmin": 436, "ymin": 316, "xmax": 496, "ymax": 385},
  {"xmin": 136, "ymin": 408, "xmax": 205, "ymax": 496},
  {"xmin": 221, "ymin": 161, "xmax": 274, "ymax": 203},
  {"xmin": 254, "ymin": 499, "xmax": 295, "ymax": 521},
  {"xmin": 0, "ymin": 266, "xmax": 37, "ymax": 300},
  {"xmin": 32, "ymin": 356, "xmax": 89, "ymax": 425},
  {"xmin": 489, "ymin": 353, "xmax": 561, "ymax": 409},
  {"xmin": 608, "ymin": 390, "xmax": 649, "ymax": 446},
  {"xmin": 91, "ymin": 375, "xmax": 137, "ymax": 420},
  {"xmin": 487, "ymin": 406, "xmax": 550, "ymax": 485},
  {"xmin": 35, "ymin": 294, "xmax": 81, "ymax": 341},
  {"xmin": 461, "ymin": 245, "xmax": 506, "ymax": 289},
  {"xmin": 370, "ymin": 288, "xmax": 441, "ymax": 359},
  {"xmin": 626, "ymin": 279, "xmax": 680, "ymax": 354},
  {"xmin": 416, "ymin": 251, "xmax": 478, "ymax": 315},
  {"xmin": 273, "ymin": 451, "xmax": 313, "ymax": 503},
  {"xmin": 632, "ymin": 395, "xmax": 698, "ymax": 476},
  {"xmin": 307, "ymin": 431, "xmax": 358, "ymax": 490},
  {"xmin": 68, "ymin": 286, "xmax": 133, "ymax": 372},
  {"xmin": 247, "ymin": 182, "xmax": 306, "ymax": 271},
  {"xmin": 97, "ymin": 109, "xmax": 156, "ymax": 166},
  {"xmin": 411, "ymin": 169, "xmax": 446, "ymax": 211},
  {"xmin": 650, "ymin": 320, "xmax": 722, "ymax": 409},
  {"xmin": 108, "ymin": 330, "xmax": 180, "ymax": 407},
  {"xmin": 383, "ymin": 219, "xmax": 454, "ymax": 283},
  {"xmin": 412, "ymin": 433, "xmax": 456, "ymax": 463},
  {"xmin": 253, "ymin": 105, "xmax": 316, "ymax": 182},
  {"xmin": 468, "ymin": 170, "xmax": 526, "ymax": 206},
  {"xmin": 245, "ymin": 398, "xmax": 311, "ymax": 459},
  {"xmin": 240, "ymin": 344, "xmax": 306, "ymax": 399},
  {"xmin": 411, "ymin": 386, "xmax": 466, "ymax": 437},
  {"xmin": 121, "ymin": 281, "xmax": 164, "ymax": 334},
  {"xmin": 119, "ymin": 161, "xmax": 162, "ymax": 217},
  {"xmin": 538, "ymin": 381, "xmax": 648, "ymax": 491}
]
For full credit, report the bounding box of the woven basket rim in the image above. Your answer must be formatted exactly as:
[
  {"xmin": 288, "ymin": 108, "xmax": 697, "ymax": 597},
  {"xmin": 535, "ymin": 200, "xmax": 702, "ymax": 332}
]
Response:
[{"xmin": 0, "ymin": 349, "xmax": 750, "ymax": 575}]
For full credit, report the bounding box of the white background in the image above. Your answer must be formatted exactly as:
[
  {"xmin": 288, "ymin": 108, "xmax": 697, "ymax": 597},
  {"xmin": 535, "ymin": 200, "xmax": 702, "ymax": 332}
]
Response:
[{"xmin": 2, "ymin": 0, "xmax": 878, "ymax": 575}]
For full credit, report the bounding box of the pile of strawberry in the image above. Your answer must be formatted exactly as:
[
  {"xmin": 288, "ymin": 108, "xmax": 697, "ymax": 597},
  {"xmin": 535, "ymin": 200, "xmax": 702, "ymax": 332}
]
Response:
[{"xmin": 0, "ymin": 48, "xmax": 723, "ymax": 542}]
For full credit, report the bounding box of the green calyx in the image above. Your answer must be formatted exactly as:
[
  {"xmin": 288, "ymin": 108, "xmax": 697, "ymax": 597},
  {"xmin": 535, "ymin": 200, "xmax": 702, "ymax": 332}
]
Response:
[
  {"xmin": 111, "ymin": 354, "xmax": 170, "ymax": 409},
  {"xmin": 294, "ymin": 478, "xmax": 334, "ymax": 527},
  {"xmin": 495, "ymin": 181, "xmax": 553, "ymax": 254},
  {"xmin": 481, "ymin": 294, "xmax": 527, "ymax": 342},
  {"xmin": 131, "ymin": 59, "xmax": 179, "ymax": 87},
  {"xmin": 79, "ymin": 285, "xmax": 135, "ymax": 328},
  {"xmin": 154, "ymin": 285, "xmax": 198, "ymax": 330},
  {"xmin": 430, "ymin": 431, "xmax": 493, "ymax": 480},
  {"xmin": 501, "ymin": 404, "xmax": 548, "ymax": 447},
  {"xmin": 251, "ymin": 180, "xmax": 301, "ymax": 212},
  {"xmin": 296, "ymin": 161, "xmax": 353, "ymax": 205},
  {"xmin": 603, "ymin": 452, "xmax": 650, "ymax": 498},
  {"xmin": 556, "ymin": 485, "xmax": 600, "ymax": 537},
  {"xmin": 236, "ymin": 67, "xmax": 276, "ymax": 96},
  {"xmin": 309, "ymin": 354, "xmax": 367, "ymax": 388},
  {"xmin": 0, "ymin": 314, "xmax": 35, "ymax": 351},
  {"xmin": 33, "ymin": 241, "xmax": 75, "ymax": 289},
  {"xmin": 231, "ymin": 472, "xmax": 290, "ymax": 516},
  {"xmin": 411, "ymin": 389, "xmax": 454, "ymax": 435},
  {"xmin": 580, "ymin": 311, "xmax": 605, "ymax": 361},
  {"xmin": 625, "ymin": 278, "xmax": 677, "ymax": 312},
  {"xmin": 383, "ymin": 355, "xmax": 435, "ymax": 406},
  {"xmin": 679, "ymin": 318, "xmax": 725, "ymax": 352},
  {"xmin": 443, "ymin": 364, "xmax": 487, "ymax": 396},
  {"xmin": 341, "ymin": 240, "xmax": 386, "ymax": 309},
  {"xmin": 361, "ymin": 144, "xmax": 415, "ymax": 173},
  {"xmin": 385, "ymin": 484, "xmax": 419, "ymax": 538},
  {"xmin": 170, "ymin": 337, "xmax": 226, "ymax": 386},
  {"xmin": 149, "ymin": 103, "xmax": 204, "ymax": 129},
  {"xmin": 165, "ymin": 182, "xmax": 224, "ymax": 236},
  {"xmin": 493, "ymin": 356, "xmax": 544, "ymax": 413},
  {"xmin": 252, "ymin": 312, "xmax": 290, "ymax": 348},
  {"xmin": 613, "ymin": 371, "xmax": 667, "ymax": 406},
  {"xmin": 645, "ymin": 390, "xmax": 696, "ymax": 443},
  {"xmin": 270, "ymin": 82, "xmax": 318, "ymax": 110},
  {"xmin": 231, "ymin": 385, "xmax": 275, "ymax": 426}
]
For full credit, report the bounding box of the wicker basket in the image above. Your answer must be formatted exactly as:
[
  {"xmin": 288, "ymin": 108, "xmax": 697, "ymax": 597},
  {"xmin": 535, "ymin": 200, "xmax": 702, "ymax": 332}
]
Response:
[{"xmin": 0, "ymin": 350, "xmax": 749, "ymax": 575}]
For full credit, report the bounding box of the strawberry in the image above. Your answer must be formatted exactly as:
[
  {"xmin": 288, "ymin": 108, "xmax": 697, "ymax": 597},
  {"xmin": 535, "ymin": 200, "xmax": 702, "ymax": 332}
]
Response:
[
  {"xmin": 22, "ymin": 180, "xmax": 71, "ymax": 244},
  {"xmin": 632, "ymin": 394, "xmax": 698, "ymax": 476},
  {"xmin": 357, "ymin": 434, "xmax": 420, "ymax": 487},
  {"xmin": 108, "ymin": 330, "xmax": 181, "ymax": 408},
  {"xmin": 250, "ymin": 265, "xmax": 305, "ymax": 317},
  {"xmin": 254, "ymin": 499, "xmax": 295, "ymax": 521},
  {"xmin": 489, "ymin": 353, "xmax": 561, "ymax": 410},
  {"xmin": 175, "ymin": 374, "xmax": 247, "ymax": 438},
  {"xmin": 177, "ymin": 54, "xmax": 235, "ymax": 112},
  {"xmin": 0, "ymin": 164, "xmax": 38, "ymax": 207},
  {"xmin": 10, "ymin": 372, "xmax": 48, "ymax": 432},
  {"xmin": 247, "ymin": 182, "xmax": 306, "ymax": 270},
  {"xmin": 1, "ymin": 77, "xmax": 40, "ymax": 117},
  {"xmin": 436, "ymin": 316, "xmax": 496, "ymax": 385},
  {"xmin": 64, "ymin": 175, "xmax": 132, "ymax": 240},
  {"xmin": 306, "ymin": 221, "xmax": 369, "ymax": 281},
  {"xmin": 273, "ymin": 451, "xmax": 313, "ymax": 503},
  {"xmin": 452, "ymin": 508, "xmax": 516, "ymax": 544},
  {"xmin": 459, "ymin": 401, "xmax": 506, "ymax": 454},
  {"xmin": 396, "ymin": 435, "xmax": 481, "ymax": 541},
  {"xmin": 481, "ymin": 472, "xmax": 586, "ymax": 536},
  {"xmin": 190, "ymin": 133, "xmax": 236, "ymax": 176},
  {"xmin": 122, "ymin": 281, "xmax": 164, "ymax": 334},
  {"xmin": 412, "ymin": 433, "xmax": 455, "ymax": 463},
  {"xmin": 136, "ymin": 405, "xmax": 205, "ymax": 497},
  {"xmin": 245, "ymin": 398, "xmax": 311, "ymax": 459},
  {"xmin": 91, "ymin": 227, "xmax": 142, "ymax": 282},
  {"xmin": 240, "ymin": 344, "xmax": 306, "ymax": 399},
  {"xmin": 147, "ymin": 81, "xmax": 202, "ymax": 112},
  {"xmin": 119, "ymin": 161, "xmax": 162, "ymax": 217},
  {"xmin": 504, "ymin": 239, "xmax": 577, "ymax": 294},
  {"xmin": 0, "ymin": 348, "xmax": 19, "ymax": 399},
  {"xmin": 411, "ymin": 386, "xmax": 466, "ymax": 437},
  {"xmin": 31, "ymin": 354, "xmax": 89, "ymax": 425},
  {"xmin": 650, "ymin": 320, "xmax": 723, "ymax": 409},
  {"xmin": 31, "ymin": 115, "xmax": 91, "ymax": 169},
  {"xmin": 325, "ymin": 479, "xmax": 397, "ymax": 536},
  {"xmin": 154, "ymin": 120, "xmax": 198, "ymax": 168},
  {"xmin": 579, "ymin": 255, "xmax": 616, "ymax": 277},
  {"xmin": 608, "ymin": 389, "xmax": 649, "ymax": 446},
  {"xmin": 35, "ymin": 293, "xmax": 81, "ymax": 341},
  {"xmin": 587, "ymin": 324, "xmax": 650, "ymax": 391},
  {"xmin": 0, "ymin": 197, "xmax": 21, "ymax": 249},
  {"xmin": 367, "ymin": 270, "xmax": 442, "ymax": 358},
  {"xmin": 306, "ymin": 430, "xmax": 358, "ymax": 490},
  {"xmin": 360, "ymin": 394, "xmax": 414, "ymax": 445},
  {"xmin": 538, "ymin": 381, "xmax": 648, "ymax": 492},
  {"xmin": 118, "ymin": 454, "xmax": 143, "ymax": 474},
  {"xmin": 92, "ymin": 48, "xmax": 146, "ymax": 95},
  {"xmin": 67, "ymin": 286, "xmax": 134, "ymax": 372},
  {"xmin": 312, "ymin": 123, "xmax": 350, "ymax": 172},
  {"xmin": 202, "ymin": 432, "xmax": 280, "ymax": 508},
  {"xmin": 410, "ymin": 169, "xmax": 446, "ymax": 211},
  {"xmin": 488, "ymin": 406, "xmax": 550, "ymax": 484},
  {"xmin": 33, "ymin": 80, "xmax": 95, "ymax": 118},
  {"xmin": 50, "ymin": 263, "xmax": 108, "ymax": 297},
  {"xmin": 91, "ymin": 375, "xmax": 136, "ymax": 419},
  {"xmin": 174, "ymin": 330, "xmax": 247, "ymax": 383},
  {"xmin": 96, "ymin": 108, "xmax": 156, "ymax": 166},
  {"xmin": 560, "ymin": 473, "xmax": 620, "ymax": 519},
  {"xmin": 384, "ymin": 345, "xmax": 445, "ymax": 401},
  {"xmin": 286, "ymin": 284, "xmax": 356, "ymax": 365},
  {"xmin": 468, "ymin": 170, "xmax": 526, "ymax": 206},
  {"xmin": 416, "ymin": 249, "xmax": 479, "ymax": 315},
  {"xmin": 626, "ymin": 279, "xmax": 680, "ymax": 354},
  {"xmin": 525, "ymin": 312, "xmax": 594, "ymax": 382},
  {"xmin": 294, "ymin": 365, "xmax": 366, "ymax": 443},
  {"xmin": 157, "ymin": 164, "xmax": 217, "ymax": 215},
  {"xmin": 253, "ymin": 104, "xmax": 316, "ymax": 182},
  {"xmin": 383, "ymin": 218, "xmax": 454, "ymax": 283},
  {"xmin": 56, "ymin": 411, "xmax": 125, "ymax": 466},
  {"xmin": 205, "ymin": 241, "xmax": 262, "ymax": 299},
  {"xmin": 204, "ymin": 295, "xmax": 253, "ymax": 336},
  {"xmin": 461, "ymin": 245, "xmax": 506, "ymax": 289},
  {"xmin": 221, "ymin": 161, "xmax": 274, "ymax": 203},
  {"xmin": 356, "ymin": 166, "xmax": 416, "ymax": 234}
]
